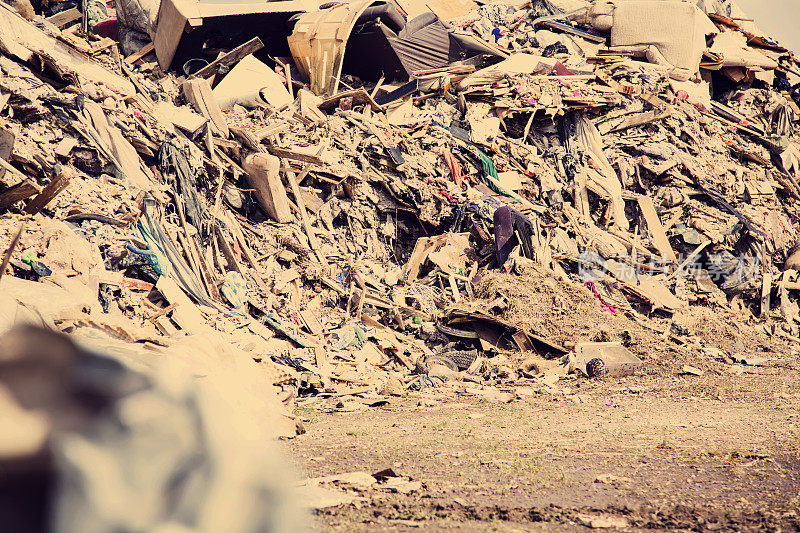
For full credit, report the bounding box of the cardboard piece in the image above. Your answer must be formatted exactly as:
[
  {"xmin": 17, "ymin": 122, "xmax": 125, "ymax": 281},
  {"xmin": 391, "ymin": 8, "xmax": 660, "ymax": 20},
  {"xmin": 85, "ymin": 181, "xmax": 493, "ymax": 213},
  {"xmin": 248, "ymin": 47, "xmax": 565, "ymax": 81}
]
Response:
[
  {"xmin": 575, "ymin": 342, "xmax": 642, "ymax": 377},
  {"xmin": 212, "ymin": 55, "xmax": 292, "ymax": 110}
]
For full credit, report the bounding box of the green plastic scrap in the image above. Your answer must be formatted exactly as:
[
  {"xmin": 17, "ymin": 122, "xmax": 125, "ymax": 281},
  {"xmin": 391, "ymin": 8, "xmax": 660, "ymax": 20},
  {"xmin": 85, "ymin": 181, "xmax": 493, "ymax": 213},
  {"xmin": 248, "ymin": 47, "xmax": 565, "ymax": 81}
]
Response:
[
  {"xmin": 263, "ymin": 313, "xmax": 309, "ymax": 348},
  {"xmin": 475, "ymin": 148, "xmax": 499, "ymax": 181},
  {"xmin": 474, "ymin": 148, "xmax": 521, "ymax": 205},
  {"xmin": 354, "ymin": 325, "xmax": 366, "ymax": 346},
  {"xmin": 133, "ymin": 219, "xmax": 167, "ymax": 276}
]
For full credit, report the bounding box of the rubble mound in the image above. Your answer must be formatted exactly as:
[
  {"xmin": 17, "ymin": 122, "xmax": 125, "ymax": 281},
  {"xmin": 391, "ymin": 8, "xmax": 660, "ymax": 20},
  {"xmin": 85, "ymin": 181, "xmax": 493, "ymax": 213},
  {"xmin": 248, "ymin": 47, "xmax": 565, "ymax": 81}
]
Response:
[{"xmin": 1, "ymin": 0, "xmax": 800, "ymax": 527}]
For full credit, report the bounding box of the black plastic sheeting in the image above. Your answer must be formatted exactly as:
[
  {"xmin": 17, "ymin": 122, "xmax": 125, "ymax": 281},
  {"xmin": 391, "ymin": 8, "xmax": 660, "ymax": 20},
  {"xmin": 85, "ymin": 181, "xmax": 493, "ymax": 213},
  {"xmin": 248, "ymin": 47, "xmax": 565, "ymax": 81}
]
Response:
[{"xmin": 157, "ymin": 139, "xmax": 208, "ymax": 235}]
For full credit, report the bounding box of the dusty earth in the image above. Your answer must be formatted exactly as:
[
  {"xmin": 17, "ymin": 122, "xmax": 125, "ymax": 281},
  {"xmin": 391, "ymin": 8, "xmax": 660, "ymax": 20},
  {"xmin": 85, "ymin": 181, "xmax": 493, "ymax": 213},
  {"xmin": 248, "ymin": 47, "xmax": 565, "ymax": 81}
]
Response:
[
  {"xmin": 287, "ymin": 270, "xmax": 800, "ymax": 531},
  {"xmin": 289, "ymin": 370, "xmax": 800, "ymax": 531}
]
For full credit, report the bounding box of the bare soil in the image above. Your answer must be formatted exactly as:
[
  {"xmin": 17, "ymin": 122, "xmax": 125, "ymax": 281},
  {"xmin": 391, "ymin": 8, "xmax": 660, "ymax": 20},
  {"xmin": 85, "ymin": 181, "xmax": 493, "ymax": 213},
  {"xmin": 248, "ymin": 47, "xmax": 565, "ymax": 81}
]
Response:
[{"xmin": 290, "ymin": 369, "xmax": 800, "ymax": 531}]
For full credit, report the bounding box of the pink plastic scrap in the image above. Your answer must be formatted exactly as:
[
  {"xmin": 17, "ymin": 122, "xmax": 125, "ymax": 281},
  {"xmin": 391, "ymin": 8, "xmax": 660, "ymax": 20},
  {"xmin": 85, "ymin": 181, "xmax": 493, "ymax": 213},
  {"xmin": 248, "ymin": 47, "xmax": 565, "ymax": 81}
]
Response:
[{"xmin": 585, "ymin": 281, "xmax": 618, "ymax": 314}]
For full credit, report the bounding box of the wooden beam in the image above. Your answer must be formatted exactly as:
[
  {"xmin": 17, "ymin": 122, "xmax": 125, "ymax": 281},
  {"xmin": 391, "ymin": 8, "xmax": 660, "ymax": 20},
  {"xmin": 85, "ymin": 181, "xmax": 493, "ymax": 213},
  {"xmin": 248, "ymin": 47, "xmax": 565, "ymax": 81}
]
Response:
[
  {"xmin": 192, "ymin": 37, "xmax": 264, "ymax": 79},
  {"xmin": 283, "ymin": 159, "xmax": 321, "ymax": 255},
  {"xmin": 666, "ymin": 241, "xmax": 710, "ymax": 281},
  {"xmin": 402, "ymin": 237, "xmax": 433, "ymax": 281},
  {"xmin": 0, "ymin": 156, "xmax": 29, "ymax": 186},
  {"xmin": 0, "ymin": 222, "xmax": 23, "ymax": 283},
  {"xmin": 0, "ymin": 181, "xmax": 39, "ymax": 210},
  {"xmin": 229, "ymin": 126, "xmax": 262, "ymax": 151},
  {"xmin": 761, "ymin": 269, "xmax": 772, "ymax": 317},
  {"xmin": 46, "ymin": 7, "xmax": 81, "ymax": 28},
  {"xmin": 226, "ymin": 215, "xmax": 271, "ymax": 292},
  {"xmin": 124, "ymin": 41, "xmax": 155, "ymax": 64},
  {"xmin": 23, "ymin": 170, "xmax": 70, "ymax": 214},
  {"xmin": 265, "ymin": 146, "xmax": 324, "ymax": 165},
  {"xmin": 214, "ymin": 224, "xmax": 241, "ymax": 273},
  {"xmin": 637, "ymin": 195, "xmax": 677, "ymax": 263}
]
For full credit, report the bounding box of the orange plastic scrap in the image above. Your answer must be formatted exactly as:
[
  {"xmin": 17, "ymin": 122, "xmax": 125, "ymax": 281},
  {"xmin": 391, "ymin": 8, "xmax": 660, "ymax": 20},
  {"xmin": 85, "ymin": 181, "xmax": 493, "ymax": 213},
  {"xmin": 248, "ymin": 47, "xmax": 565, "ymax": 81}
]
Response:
[{"xmin": 442, "ymin": 150, "xmax": 464, "ymax": 188}]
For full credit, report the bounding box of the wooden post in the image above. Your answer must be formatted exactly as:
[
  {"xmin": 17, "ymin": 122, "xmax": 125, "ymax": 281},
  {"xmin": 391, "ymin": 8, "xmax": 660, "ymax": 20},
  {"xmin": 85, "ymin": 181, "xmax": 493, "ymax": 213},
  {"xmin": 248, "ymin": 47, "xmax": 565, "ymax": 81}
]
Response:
[{"xmin": 242, "ymin": 153, "xmax": 292, "ymax": 223}]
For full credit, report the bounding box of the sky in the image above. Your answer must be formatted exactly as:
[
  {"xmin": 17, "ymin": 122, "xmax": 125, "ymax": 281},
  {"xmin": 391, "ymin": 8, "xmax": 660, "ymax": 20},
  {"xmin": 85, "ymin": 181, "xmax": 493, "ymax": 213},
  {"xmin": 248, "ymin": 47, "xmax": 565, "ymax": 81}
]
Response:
[{"xmin": 735, "ymin": 0, "xmax": 800, "ymax": 55}]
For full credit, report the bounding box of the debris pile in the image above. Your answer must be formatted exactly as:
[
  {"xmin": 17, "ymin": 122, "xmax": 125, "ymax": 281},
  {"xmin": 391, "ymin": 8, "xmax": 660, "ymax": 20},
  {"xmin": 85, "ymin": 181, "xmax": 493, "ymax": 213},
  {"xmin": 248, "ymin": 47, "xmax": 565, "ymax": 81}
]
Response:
[{"xmin": 1, "ymin": 0, "xmax": 800, "ymax": 418}]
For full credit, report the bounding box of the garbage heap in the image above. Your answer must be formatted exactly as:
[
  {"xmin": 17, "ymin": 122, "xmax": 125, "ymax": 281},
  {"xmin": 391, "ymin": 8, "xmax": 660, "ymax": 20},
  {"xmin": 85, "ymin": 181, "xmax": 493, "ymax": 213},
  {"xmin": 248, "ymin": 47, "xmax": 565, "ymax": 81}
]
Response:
[{"xmin": 1, "ymin": 0, "xmax": 800, "ymax": 414}]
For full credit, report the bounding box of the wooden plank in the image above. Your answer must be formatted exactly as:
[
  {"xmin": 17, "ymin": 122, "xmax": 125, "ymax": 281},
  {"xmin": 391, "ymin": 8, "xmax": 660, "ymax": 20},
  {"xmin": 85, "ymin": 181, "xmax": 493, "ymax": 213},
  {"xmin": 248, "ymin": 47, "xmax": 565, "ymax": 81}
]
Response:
[
  {"xmin": 0, "ymin": 180, "xmax": 38, "ymax": 211},
  {"xmin": 214, "ymin": 224, "xmax": 242, "ymax": 273},
  {"xmin": 175, "ymin": 212, "xmax": 212, "ymax": 300},
  {"xmin": 152, "ymin": 101, "xmax": 207, "ymax": 135},
  {"xmin": 58, "ymin": 25, "xmax": 93, "ymax": 55},
  {"xmin": 265, "ymin": 146, "xmax": 324, "ymax": 165},
  {"xmin": 192, "ymin": 37, "xmax": 264, "ymax": 79},
  {"xmin": 124, "ymin": 41, "xmax": 155, "ymax": 64},
  {"xmin": 175, "ymin": 197, "xmax": 215, "ymax": 304},
  {"xmin": 761, "ymin": 269, "xmax": 772, "ymax": 317},
  {"xmin": 226, "ymin": 213, "xmax": 270, "ymax": 293},
  {"xmin": 607, "ymin": 109, "xmax": 671, "ymax": 133},
  {"xmin": 229, "ymin": 125, "xmax": 262, "ymax": 151},
  {"xmin": 23, "ymin": 170, "xmax": 70, "ymax": 214},
  {"xmin": 283, "ymin": 158, "xmax": 321, "ymax": 253},
  {"xmin": 0, "ymin": 126, "xmax": 13, "ymax": 181},
  {"xmin": 212, "ymin": 136, "xmax": 240, "ymax": 152},
  {"xmin": 314, "ymin": 345, "xmax": 331, "ymax": 376},
  {"xmin": 666, "ymin": 241, "xmax": 710, "ymax": 281},
  {"xmin": 147, "ymin": 302, "xmax": 179, "ymax": 323},
  {"xmin": 0, "ymin": 6, "xmax": 134, "ymax": 95},
  {"xmin": 607, "ymin": 259, "xmax": 685, "ymax": 312},
  {"xmin": 402, "ymin": 237, "xmax": 432, "ymax": 281},
  {"xmin": 0, "ymin": 222, "xmax": 23, "ymax": 283},
  {"xmin": 153, "ymin": 315, "xmax": 180, "ymax": 336},
  {"xmin": 300, "ymin": 307, "xmax": 324, "ymax": 337},
  {"xmin": 448, "ymin": 274, "xmax": 461, "ymax": 303},
  {"xmin": 319, "ymin": 88, "xmax": 382, "ymax": 112},
  {"xmin": 637, "ymin": 195, "xmax": 677, "ymax": 262},
  {"xmin": 90, "ymin": 37, "xmax": 117, "ymax": 54},
  {"xmin": 391, "ymin": 306, "xmax": 405, "ymax": 330},
  {"xmin": 322, "ymin": 276, "xmax": 347, "ymax": 296},
  {"xmin": 79, "ymin": 100, "xmax": 150, "ymax": 189},
  {"xmin": 46, "ymin": 6, "xmax": 81, "ymax": 28},
  {"xmin": 284, "ymin": 62, "xmax": 293, "ymax": 99},
  {"xmin": 355, "ymin": 288, "xmax": 365, "ymax": 319},
  {"xmin": 255, "ymin": 123, "xmax": 290, "ymax": 141},
  {"xmin": 662, "ymin": 209, "xmax": 683, "ymax": 232},
  {"xmin": 182, "ymin": 77, "xmax": 229, "ymax": 138},
  {"xmin": 214, "ymin": 146, "xmax": 246, "ymax": 175},
  {"xmin": 54, "ymin": 136, "xmax": 78, "ymax": 158},
  {"xmin": 155, "ymin": 276, "xmax": 206, "ymax": 332}
]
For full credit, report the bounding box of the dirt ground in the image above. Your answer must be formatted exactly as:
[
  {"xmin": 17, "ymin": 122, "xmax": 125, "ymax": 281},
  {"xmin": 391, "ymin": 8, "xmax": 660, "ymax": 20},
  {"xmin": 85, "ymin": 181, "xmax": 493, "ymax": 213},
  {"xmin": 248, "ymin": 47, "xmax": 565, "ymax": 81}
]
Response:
[
  {"xmin": 286, "ymin": 267, "xmax": 800, "ymax": 531},
  {"xmin": 289, "ymin": 367, "xmax": 800, "ymax": 531}
]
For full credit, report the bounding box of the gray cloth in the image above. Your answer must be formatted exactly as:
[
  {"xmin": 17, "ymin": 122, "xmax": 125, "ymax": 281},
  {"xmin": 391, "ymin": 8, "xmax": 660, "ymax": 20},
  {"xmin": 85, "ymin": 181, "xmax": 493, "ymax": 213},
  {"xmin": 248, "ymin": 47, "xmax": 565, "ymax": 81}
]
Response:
[
  {"xmin": 118, "ymin": 26, "xmax": 151, "ymax": 57},
  {"xmin": 116, "ymin": 0, "xmax": 158, "ymax": 56},
  {"xmin": 590, "ymin": 0, "xmax": 717, "ymax": 81},
  {"xmin": 115, "ymin": 0, "xmax": 158, "ymax": 37}
]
